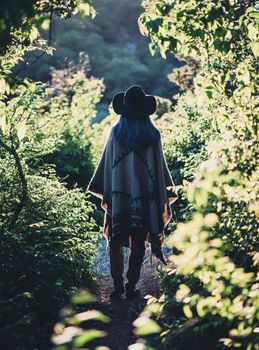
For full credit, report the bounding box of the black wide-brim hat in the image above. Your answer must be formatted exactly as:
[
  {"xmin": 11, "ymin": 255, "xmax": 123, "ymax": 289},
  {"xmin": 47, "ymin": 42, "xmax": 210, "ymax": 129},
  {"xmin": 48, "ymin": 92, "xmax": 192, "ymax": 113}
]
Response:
[{"xmin": 112, "ymin": 85, "xmax": 157, "ymax": 119}]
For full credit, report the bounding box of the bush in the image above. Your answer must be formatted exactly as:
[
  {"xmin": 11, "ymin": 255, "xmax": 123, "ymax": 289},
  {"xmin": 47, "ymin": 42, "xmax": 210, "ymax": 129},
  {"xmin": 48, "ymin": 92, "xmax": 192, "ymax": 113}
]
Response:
[
  {"xmin": 0, "ymin": 3, "xmax": 104, "ymax": 349},
  {"xmin": 133, "ymin": 163, "xmax": 258, "ymax": 350},
  {"xmin": 133, "ymin": 1, "xmax": 259, "ymax": 349},
  {"xmin": 42, "ymin": 55, "xmax": 105, "ymax": 189},
  {"xmin": 0, "ymin": 82, "xmax": 100, "ymax": 350}
]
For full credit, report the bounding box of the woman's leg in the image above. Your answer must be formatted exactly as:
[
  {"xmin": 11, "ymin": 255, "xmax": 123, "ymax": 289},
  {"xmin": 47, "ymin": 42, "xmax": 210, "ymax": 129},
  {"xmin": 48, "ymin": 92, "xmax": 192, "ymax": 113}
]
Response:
[
  {"xmin": 126, "ymin": 232, "xmax": 146, "ymax": 291},
  {"xmin": 109, "ymin": 240, "xmax": 124, "ymax": 291}
]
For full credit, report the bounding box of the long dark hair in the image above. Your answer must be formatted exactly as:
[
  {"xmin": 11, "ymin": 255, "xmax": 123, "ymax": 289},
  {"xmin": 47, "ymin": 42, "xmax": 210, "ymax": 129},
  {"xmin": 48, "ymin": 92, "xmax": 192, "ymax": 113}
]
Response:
[{"xmin": 112, "ymin": 114, "xmax": 161, "ymax": 151}]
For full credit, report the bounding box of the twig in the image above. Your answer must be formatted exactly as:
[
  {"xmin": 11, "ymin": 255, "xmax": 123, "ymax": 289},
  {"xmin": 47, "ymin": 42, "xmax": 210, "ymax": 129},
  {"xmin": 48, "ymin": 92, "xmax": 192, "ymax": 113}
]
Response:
[
  {"xmin": 14, "ymin": 8, "xmax": 54, "ymax": 76},
  {"xmin": 0, "ymin": 136, "xmax": 28, "ymax": 231}
]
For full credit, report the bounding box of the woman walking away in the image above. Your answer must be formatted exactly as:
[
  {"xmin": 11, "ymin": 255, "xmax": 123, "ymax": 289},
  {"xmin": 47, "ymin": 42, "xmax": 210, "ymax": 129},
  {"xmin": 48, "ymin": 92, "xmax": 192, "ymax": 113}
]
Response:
[{"xmin": 86, "ymin": 85, "xmax": 180, "ymax": 300}]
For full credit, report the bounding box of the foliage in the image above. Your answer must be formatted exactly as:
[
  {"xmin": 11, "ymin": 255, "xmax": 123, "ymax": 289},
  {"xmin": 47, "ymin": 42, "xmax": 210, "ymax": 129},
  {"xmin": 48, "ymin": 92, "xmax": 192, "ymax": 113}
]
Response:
[
  {"xmin": 133, "ymin": 1, "xmax": 259, "ymax": 349},
  {"xmin": 167, "ymin": 55, "xmax": 199, "ymax": 93},
  {"xmin": 0, "ymin": 0, "xmax": 95, "ymax": 99},
  {"xmin": 43, "ymin": 54, "xmax": 105, "ymax": 189},
  {"xmin": 0, "ymin": 83, "xmax": 101, "ymax": 349},
  {"xmin": 51, "ymin": 289, "xmax": 110, "ymax": 350},
  {"xmin": 0, "ymin": 0, "xmax": 95, "ymax": 50},
  {"xmin": 14, "ymin": 0, "xmax": 182, "ymax": 117},
  {"xmin": 0, "ymin": 2, "xmax": 103, "ymax": 348},
  {"xmin": 139, "ymin": 0, "xmax": 259, "ymax": 252},
  {"xmin": 133, "ymin": 162, "xmax": 259, "ymax": 350}
]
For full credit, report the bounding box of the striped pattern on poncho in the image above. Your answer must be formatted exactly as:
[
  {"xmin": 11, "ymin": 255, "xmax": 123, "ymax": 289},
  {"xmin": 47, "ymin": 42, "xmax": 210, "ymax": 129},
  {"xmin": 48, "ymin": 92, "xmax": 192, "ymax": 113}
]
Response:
[{"xmin": 86, "ymin": 126, "xmax": 178, "ymax": 265}]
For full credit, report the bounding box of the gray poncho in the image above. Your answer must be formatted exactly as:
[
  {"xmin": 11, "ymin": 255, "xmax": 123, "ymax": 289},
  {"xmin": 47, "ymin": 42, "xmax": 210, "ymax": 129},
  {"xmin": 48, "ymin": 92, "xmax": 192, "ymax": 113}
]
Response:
[{"xmin": 86, "ymin": 126, "xmax": 178, "ymax": 264}]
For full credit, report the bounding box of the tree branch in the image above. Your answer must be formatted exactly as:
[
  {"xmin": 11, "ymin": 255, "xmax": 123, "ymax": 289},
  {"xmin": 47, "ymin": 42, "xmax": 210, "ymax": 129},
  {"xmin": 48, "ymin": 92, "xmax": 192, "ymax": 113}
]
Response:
[
  {"xmin": 0, "ymin": 136, "xmax": 28, "ymax": 231},
  {"xmin": 14, "ymin": 8, "xmax": 54, "ymax": 76}
]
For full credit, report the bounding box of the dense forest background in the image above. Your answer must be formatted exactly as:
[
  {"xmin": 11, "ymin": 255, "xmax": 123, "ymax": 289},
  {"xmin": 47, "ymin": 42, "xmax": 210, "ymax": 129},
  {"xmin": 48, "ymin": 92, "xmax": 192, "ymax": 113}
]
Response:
[
  {"xmin": 15, "ymin": 0, "xmax": 181, "ymax": 121},
  {"xmin": 0, "ymin": 0, "xmax": 258, "ymax": 350}
]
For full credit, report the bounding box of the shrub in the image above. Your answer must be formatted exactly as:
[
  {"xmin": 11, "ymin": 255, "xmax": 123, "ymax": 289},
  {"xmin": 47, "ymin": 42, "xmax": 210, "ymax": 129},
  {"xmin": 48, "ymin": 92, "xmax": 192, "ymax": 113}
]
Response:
[
  {"xmin": 0, "ymin": 82, "xmax": 99, "ymax": 350},
  {"xmin": 133, "ymin": 1, "xmax": 259, "ymax": 349}
]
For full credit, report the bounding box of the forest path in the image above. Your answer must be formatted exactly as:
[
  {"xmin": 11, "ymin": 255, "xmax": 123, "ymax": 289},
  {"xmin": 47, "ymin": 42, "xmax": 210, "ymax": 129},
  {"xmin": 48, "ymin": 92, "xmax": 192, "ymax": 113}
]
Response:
[{"xmin": 90, "ymin": 238, "xmax": 165, "ymax": 350}]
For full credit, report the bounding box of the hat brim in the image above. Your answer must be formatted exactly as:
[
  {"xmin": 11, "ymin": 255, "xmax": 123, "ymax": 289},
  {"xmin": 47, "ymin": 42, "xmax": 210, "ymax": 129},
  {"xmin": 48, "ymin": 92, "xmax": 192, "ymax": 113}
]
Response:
[
  {"xmin": 145, "ymin": 95, "xmax": 157, "ymax": 115},
  {"xmin": 112, "ymin": 92, "xmax": 124, "ymax": 114},
  {"xmin": 112, "ymin": 92, "xmax": 157, "ymax": 117}
]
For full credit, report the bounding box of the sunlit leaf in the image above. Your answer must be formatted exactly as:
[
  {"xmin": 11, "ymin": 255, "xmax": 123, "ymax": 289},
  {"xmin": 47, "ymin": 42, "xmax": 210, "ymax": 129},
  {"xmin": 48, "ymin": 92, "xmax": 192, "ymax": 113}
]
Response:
[
  {"xmin": 71, "ymin": 290, "xmax": 96, "ymax": 304},
  {"xmin": 29, "ymin": 27, "xmax": 39, "ymax": 42},
  {"xmin": 183, "ymin": 304, "xmax": 193, "ymax": 319},
  {"xmin": 134, "ymin": 317, "xmax": 161, "ymax": 336},
  {"xmin": 74, "ymin": 310, "xmax": 110, "ymax": 324},
  {"xmin": 74, "ymin": 329, "xmax": 106, "ymax": 347}
]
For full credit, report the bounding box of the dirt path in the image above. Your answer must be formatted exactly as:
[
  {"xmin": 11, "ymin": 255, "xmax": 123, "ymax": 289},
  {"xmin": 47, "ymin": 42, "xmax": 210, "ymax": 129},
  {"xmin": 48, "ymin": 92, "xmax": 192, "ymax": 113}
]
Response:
[{"xmin": 90, "ymin": 238, "xmax": 166, "ymax": 350}]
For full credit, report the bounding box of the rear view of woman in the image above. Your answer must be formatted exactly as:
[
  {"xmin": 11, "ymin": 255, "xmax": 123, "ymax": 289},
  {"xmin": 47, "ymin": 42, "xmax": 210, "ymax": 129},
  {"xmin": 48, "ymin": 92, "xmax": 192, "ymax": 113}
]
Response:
[{"xmin": 86, "ymin": 85, "xmax": 179, "ymax": 300}]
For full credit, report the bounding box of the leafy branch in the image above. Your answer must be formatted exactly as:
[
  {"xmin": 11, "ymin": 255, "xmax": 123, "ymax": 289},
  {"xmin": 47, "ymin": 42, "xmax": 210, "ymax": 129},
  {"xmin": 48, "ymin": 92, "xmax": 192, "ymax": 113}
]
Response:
[{"xmin": 0, "ymin": 134, "xmax": 28, "ymax": 231}]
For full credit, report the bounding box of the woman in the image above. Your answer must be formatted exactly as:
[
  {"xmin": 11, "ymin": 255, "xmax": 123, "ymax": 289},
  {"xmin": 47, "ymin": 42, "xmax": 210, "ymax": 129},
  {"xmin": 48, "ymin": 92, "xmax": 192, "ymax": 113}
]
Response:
[{"xmin": 86, "ymin": 85, "xmax": 179, "ymax": 300}]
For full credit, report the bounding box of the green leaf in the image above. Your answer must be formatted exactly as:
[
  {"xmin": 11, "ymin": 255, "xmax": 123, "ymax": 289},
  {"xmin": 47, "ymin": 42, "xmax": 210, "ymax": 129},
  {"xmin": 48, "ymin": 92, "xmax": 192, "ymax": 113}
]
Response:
[
  {"xmin": 0, "ymin": 78, "xmax": 6, "ymax": 94},
  {"xmin": 74, "ymin": 329, "xmax": 106, "ymax": 347},
  {"xmin": 183, "ymin": 304, "xmax": 193, "ymax": 319},
  {"xmin": 78, "ymin": 3, "xmax": 96, "ymax": 18},
  {"xmin": 79, "ymin": 3, "xmax": 91, "ymax": 16},
  {"xmin": 17, "ymin": 121, "xmax": 27, "ymax": 140},
  {"xmin": 249, "ymin": 12, "xmax": 259, "ymax": 19},
  {"xmin": 29, "ymin": 27, "xmax": 39, "ymax": 42},
  {"xmin": 247, "ymin": 22, "xmax": 258, "ymax": 41},
  {"xmin": 41, "ymin": 19, "xmax": 50, "ymax": 30},
  {"xmin": 134, "ymin": 317, "xmax": 162, "ymax": 336},
  {"xmin": 71, "ymin": 290, "xmax": 96, "ymax": 304},
  {"xmin": 251, "ymin": 42, "xmax": 259, "ymax": 57},
  {"xmin": 74, "ymin": 310, "xmax": 110, "ymax": 324},
  {"xmin": 206, "ymin": 90, "xmax": 213, "ymax": 99}
]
